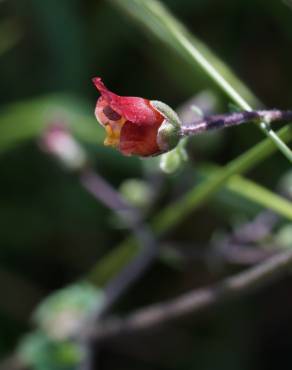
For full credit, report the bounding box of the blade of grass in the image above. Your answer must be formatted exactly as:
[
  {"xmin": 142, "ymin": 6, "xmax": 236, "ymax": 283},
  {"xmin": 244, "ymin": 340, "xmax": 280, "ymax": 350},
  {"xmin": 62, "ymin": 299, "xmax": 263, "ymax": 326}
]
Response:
[
  {"xmin": 227, "ymin": 176, "xmax": 292, "ymax": 219},
  {"xmin": 201, "ymin": 165, "xmax": 292, "ymax": 221},
  {"xmin": 110, "ymin": 0, "xmax": 259, "ymax": 108},
  {"xmin": 110, "ymin": 0, "xmax": 292, "ymax": 163},
  {"xmin": 0, "ymin": 95, "xmax": 102, "ymax": 153},
  {"xmin": 88, "ymin": 125, "xmax": 292, "ymax": 285}
]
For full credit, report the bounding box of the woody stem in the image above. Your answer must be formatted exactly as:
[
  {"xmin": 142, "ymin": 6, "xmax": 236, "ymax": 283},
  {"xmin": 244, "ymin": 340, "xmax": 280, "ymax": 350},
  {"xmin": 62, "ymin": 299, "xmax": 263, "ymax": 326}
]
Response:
[{"xmin": 180, "ymin": 109, "xmax": 292, "ymax": 136}]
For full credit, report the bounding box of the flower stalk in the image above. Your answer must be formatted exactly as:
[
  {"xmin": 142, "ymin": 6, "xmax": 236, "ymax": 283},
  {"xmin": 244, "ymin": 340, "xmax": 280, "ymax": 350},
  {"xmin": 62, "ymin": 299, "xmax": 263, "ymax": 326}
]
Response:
[{"xmin": 180, "ymin": 109, "xmax": 292, "ymax": 136}]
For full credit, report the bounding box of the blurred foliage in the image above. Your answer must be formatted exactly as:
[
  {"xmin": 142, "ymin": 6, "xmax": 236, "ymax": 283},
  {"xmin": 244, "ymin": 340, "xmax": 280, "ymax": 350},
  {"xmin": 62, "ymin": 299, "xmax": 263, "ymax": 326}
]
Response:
[
  {"xmin": 119, "ymin": 178, "xmax": 155, "ymax": 208},
  {"xmin": 1, "ymin": 0, "xmax": 292, "ymax": 369},
  {"xmin": 34, "ymin": 282, "xmax": 103, "ymax": 340},
  {"xmin": 18, "ymin": 282, "xmax": 102, "ymax": 370},
  {"xmin": 19, "ymin": 331, "xmax": 82, "ymax": 370}
]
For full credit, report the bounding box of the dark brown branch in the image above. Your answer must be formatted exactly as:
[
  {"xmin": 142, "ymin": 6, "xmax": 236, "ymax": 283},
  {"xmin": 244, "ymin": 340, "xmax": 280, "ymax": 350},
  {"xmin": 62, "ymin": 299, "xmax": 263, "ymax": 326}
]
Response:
[{"xmin": 88, "ymin": 249, "xmax": 292, "ymax": 341}]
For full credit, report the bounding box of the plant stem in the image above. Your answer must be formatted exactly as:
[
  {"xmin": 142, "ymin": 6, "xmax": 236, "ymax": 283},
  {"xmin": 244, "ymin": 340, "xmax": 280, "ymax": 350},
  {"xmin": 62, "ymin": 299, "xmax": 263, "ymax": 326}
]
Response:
[
  {"xmin": 181, "ymin": 110, "xmax": 292, "ymax": 136},
  {"xmin": 89, "ymin": 248, "xmax": 292, "ymax": 340},
  {"xmin": 80, "ymin": 168, "xmax": 158, "ymax": 316}
]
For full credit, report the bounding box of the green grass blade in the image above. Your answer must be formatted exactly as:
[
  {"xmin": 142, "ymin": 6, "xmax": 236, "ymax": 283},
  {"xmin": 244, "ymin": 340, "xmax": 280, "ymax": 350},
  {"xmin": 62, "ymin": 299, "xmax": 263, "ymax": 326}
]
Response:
[
  {"xmin": 110, "ymin": 0, "xmax": 259, "ymax": 107},
  {"xmin": 201, "ymin": 165, "xmax": 292, "ymax": 221},
  {"xmin": 227, "ymin": 176, "xmax": 292, "ymax": 220}
]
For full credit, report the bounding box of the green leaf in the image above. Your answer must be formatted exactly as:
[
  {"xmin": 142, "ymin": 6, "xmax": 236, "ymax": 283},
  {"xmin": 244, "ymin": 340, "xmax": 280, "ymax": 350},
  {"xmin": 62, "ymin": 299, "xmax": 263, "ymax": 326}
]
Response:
[{"xmin": 18, "ymin": 331, "xmax": 82, "ymax": 370}]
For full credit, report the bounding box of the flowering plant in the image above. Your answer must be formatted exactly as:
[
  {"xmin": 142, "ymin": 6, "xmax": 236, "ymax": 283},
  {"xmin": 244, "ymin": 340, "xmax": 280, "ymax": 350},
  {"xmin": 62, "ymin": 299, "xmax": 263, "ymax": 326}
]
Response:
[{"xmin": 93, "ymin": 77, "xmax": 181, "ymax": 157}]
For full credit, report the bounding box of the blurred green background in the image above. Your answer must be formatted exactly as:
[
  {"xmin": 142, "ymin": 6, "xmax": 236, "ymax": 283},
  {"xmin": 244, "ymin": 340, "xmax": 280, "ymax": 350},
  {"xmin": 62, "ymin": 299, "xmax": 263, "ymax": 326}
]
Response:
[{"xmin": 1, "ymin": 0, "xmax": 292, "ymax": 369}]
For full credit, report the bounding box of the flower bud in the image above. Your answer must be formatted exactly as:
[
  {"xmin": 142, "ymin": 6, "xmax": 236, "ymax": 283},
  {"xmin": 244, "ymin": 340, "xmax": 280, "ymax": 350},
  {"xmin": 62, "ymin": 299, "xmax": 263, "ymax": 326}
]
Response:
[{"xmin": 93, "ymin": 77, "xmax": 181, "ymax": 157}]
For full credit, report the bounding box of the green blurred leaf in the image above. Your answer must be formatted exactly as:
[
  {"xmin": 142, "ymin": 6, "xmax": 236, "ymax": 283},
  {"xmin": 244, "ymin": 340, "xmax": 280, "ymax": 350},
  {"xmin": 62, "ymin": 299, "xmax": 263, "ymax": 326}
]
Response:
[
  {"xmin": 119, "ymin": 178, "xmax": 154, "ymax": 208},
  {"xmin": 19, "ymin": 331, "xmax": 82, "ymax": 370},
  {"xmin": 201, "ymin": 165, "xmax": 292, "ymax": 221},
  {"xmin": 0, "ymin": 95, "xmax": 102, "ymax": 153},
  {"xmin": 274, "ymin": 224, "xmax": 292, "ymax": 248},
  {"xmin": 34, "ymin": 282, "xmax": 103, "ymax": 340}
]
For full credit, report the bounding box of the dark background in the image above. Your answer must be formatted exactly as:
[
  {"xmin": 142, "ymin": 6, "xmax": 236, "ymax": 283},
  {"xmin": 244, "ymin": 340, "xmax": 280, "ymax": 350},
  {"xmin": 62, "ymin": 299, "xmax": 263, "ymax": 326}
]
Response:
[{"xmin": 1, "ymin": 0, "xmax": 292, "ymax": 369}]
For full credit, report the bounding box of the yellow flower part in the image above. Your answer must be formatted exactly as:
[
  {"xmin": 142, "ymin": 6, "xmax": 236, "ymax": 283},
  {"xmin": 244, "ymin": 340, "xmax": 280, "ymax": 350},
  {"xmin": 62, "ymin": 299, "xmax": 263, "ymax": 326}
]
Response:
[{"xmin": 103, "ymin": 118, "xmax": 126, "ymax": 147}]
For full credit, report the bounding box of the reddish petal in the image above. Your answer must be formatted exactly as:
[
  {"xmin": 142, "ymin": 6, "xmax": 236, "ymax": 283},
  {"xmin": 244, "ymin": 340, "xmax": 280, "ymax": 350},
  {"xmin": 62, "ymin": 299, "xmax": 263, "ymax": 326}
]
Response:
[
  {"xmin": 94, "ymin": 97, "xmax": 110, "ymax": 126},
  {"xmin": 92, "ymin": 77, "xmax": 164, "ymax": 126},
  {"xmin": 111, "ymin": 97, "xmax": 163, "ymax": 127},
  {"xmin": 93, "ymin": 77, "xmax": 166, "ymax": 156},
  {"xmin": 92, "ymin": 77, "xmax": 119, "ymax": 103},
  {"xmin": 119, "ymin": 120, "xmax": 161, "ymax": 156}
]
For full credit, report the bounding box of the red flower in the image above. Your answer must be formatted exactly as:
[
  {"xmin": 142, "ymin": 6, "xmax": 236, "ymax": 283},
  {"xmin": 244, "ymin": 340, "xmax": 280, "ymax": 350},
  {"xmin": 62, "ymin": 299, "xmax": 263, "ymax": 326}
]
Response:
[{"xmin": 92, "ymin": 77, "xmax": 180, "ymax": 157}]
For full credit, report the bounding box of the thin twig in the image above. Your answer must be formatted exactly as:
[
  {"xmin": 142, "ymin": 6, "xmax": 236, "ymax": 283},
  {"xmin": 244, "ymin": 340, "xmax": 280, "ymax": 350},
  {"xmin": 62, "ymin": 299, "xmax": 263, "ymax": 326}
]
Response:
[
  {"xmin": 87, "ymin": 249, "xmax": 292, "ymax": 341},
  {"xmin": 164, "ymin": 212, "xmax": 279, "ymax": 267},
  {"xmin": 213, "ymin": 210, "xmax": 279, "ymax": 265},
  {"xmin": 181, "ymin": 109, "xmax": 292, "ymax": 136},
  {"xmin": 78, "ymin": 168, "xmax": 159, "ymax": 370},
  {"xmin": 74, "ymin": 168, "xmax": 159, "ymax": 370},
  {"xmin": 227, "ymin": 211, "xmax": 278, "ymax": 245},
  {"xmin": 79, "ymin": 167, "xmax": 158, "ymax": 317},
  {"xmin": 167, "ymin": 241, "xmax": 275, "ymax": 267}
]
